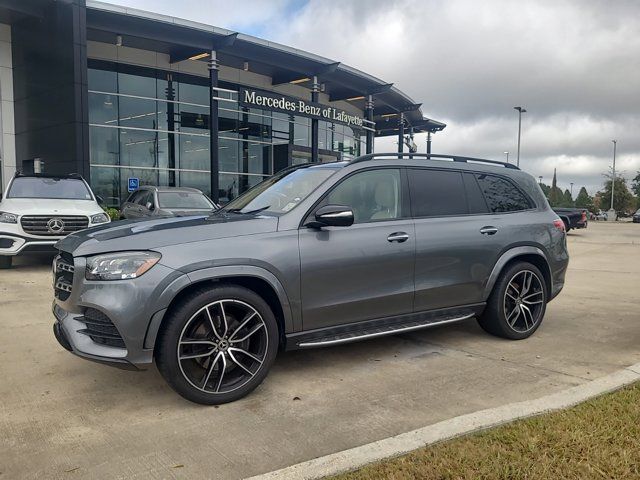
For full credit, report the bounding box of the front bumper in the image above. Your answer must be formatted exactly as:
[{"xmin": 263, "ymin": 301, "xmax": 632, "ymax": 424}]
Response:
[
  {"xmin": 52, "ymin": 253, "xmax": 188, "ymax": 370},
  {"xmin": 52, "ymin": 303, "xmax": 143, "ymax": 370},
  {"xmin": 0, "ymin": 231, "xmax": 60, "ymax": 256}
]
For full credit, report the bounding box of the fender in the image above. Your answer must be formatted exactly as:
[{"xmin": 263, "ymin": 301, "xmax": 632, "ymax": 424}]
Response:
[
  {"xmin": 144, "ymin": 265, "xmax": 296, "ymax": 350},
  {"xmin": 482, "ymin": 246, "xmax": 551, "ymax": 300}
]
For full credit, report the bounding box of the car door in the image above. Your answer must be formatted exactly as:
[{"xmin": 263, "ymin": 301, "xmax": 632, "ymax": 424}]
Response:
[
  {"xmin": 136, "ymin": 190, "xmax": 154, "ymax": 217},
  {"xmin": 121, "ymin": 191, "xmax": 141, "ymax": 218},
  {"xmin": 299, "ymin": 167, "xmax": 415, "ymax": 330},
  {"xmin": 410, "ymin": 169, "xmax": 507, "ymax": 312}
]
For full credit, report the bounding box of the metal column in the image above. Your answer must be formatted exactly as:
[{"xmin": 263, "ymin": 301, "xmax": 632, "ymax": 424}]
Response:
[
  {"xmin": 365, "ymin": 95, "xmax": 374, "ymax": 154},
  {"xmin": 426, "ymin": 131, "xmax": 432, "ymax": 158},
  {"xmin": 208, "ymin": 50, "xmax": 220, "ymax": 203},
  {"xmin": 311, "ymin": 76, "xmax": 319, "ymax": 163},
  {"xmin": 397, "ymin": 113, "xmax": 404, "ymax": 158}
]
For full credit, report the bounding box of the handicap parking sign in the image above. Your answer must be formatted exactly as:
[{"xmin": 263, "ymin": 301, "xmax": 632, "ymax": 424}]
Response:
[{"xmin": 128, "ymin": 177, "xmax": 139, "ymax": 192}]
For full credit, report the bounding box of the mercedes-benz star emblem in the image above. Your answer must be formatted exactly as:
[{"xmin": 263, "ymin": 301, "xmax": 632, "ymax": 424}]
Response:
[{"xmin": 47, "ymin": 218, "xmax": 65, "ymax": 234}]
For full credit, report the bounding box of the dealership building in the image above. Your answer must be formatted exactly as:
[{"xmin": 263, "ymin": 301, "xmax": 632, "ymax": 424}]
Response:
[{"xmin": 0, "ymin": 0, "xmax": 445, "ymax": 205}]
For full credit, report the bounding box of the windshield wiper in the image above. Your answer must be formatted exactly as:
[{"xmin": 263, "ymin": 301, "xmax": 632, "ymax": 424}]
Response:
[{"xmin": 227, "ymin": 205, "xmax": 271, "ymax": 215}]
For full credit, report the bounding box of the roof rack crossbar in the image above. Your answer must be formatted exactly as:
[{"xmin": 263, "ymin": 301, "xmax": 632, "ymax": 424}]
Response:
[{"xmin": 349, "ymin": 153, "xmax": 520, "ymax": 170}]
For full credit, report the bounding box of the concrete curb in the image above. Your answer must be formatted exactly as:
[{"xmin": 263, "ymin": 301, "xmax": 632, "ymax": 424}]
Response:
[{"xmin": 247, "ymin": 362, "xmax": 640, "ymax": 480}]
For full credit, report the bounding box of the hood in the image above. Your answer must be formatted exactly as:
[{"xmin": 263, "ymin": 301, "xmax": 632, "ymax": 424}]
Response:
[
  {"xmin": 56, "ymin": 212, "xmax": 279, "ymax": 257},
  {"xmin": 0, "ymin": 198, "xmax": 103, "ymax": 216}
]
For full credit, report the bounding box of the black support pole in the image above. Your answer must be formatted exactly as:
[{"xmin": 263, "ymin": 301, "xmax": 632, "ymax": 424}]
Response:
[
  {"xmin": 397, "ymin": 113, "xmax": 404, "ymax": 158},
  {"xmin": 166, "ymin": 73, "xmax": 176, "ymax": 187},
  {"xmin": 365, "ymin": 95, "xmax": 374, "ymax": 154},
  {"xmin": 209, "ymin": 50, "xmax": 220, "ymax": 203},
  {"xmin": 311, "ymin": 75, "xmax": 319, "ymax": 163}
]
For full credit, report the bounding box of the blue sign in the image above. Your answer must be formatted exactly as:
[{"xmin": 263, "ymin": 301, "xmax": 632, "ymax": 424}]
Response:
[{"xmin": 127, "ymin": 177, "xmax": 139, "ymax": 192}]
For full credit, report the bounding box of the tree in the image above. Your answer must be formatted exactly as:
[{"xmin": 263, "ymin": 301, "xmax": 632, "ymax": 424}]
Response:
[
  {"xmin": 575, "ymin": 186, "xmax": 594, "ymax": 211},
  {"xmin": 632, "ymin": 172, "xmax": 640, "ymax": 208},
  {"xmin": 632, "ymin": 171, "xmax": 640, "ymax": 197},
  {"xmin": 539, "ymin": 182, "xmax": 551, "ymax": 196},
  {"xmin": 548, "ymin": 169, "xmax": 563, "ymax": 207},
  {"xmin": 598, "ymin": 176, "xmax": 635, "ymax": 213},
  {"xmin": 561, "ymin": 189, "xmax": 574, "ymax": 207}
]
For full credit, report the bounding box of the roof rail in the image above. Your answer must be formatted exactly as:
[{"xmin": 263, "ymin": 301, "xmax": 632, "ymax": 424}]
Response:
[{"xmin": 349, "ymin": 153, "xmax": 520, "ymax": 170}]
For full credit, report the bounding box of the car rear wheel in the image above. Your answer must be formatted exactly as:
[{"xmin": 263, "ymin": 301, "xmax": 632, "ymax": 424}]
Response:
[
  {"xmin": 478, "ymin": 261, "xmax": 547, "ymax": 340},
  {"xmin": 0, "ymin": 255, "xmax": 12, "ymax": 269},
  {"xmin": 156, "ymin": 285, "xmax": 279, "ymax": 405}
]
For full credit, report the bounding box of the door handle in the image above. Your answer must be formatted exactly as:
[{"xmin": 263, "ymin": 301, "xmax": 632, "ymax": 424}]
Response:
[
  {"xmin": 480, "ymin": 226, "xmax": 498, "ymax": 235},
  {"xmin": 387, "ymin": 232, "xmax": 409, "ymax": 243}
]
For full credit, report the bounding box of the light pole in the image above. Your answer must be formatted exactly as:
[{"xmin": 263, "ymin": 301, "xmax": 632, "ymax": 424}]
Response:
[
  {"xmin": 538, "ymin": 175, "xmax": 543, "ymax": 185},
  {"xmin": 609, "ymin": 140, "xmax": 617, "ymax": 221},
  {"xmin": 570, "ymin": 182, "xmax": 574, "ymax": 198},
  {"xmin": 503, "ymin": 151, "xmax": 509, "ymax": 163},
  {"xmin": 514, "ymin": 106, "xmax": 526, "ymax": 167}
]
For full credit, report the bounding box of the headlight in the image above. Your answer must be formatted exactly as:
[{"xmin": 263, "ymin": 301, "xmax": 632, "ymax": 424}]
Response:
[
  {"xmin": 85, "ymin": 251, "xmax": 161, "ymax": 281},
  {"xmin": 0, "ymin": 211, "xmax": 17, "ymax": 224},
  {"xmin": 90, "ymin": 213, "xmax": 110, "ymax": 224}
]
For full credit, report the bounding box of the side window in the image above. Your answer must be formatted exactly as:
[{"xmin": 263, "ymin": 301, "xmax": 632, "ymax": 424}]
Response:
[
  {"xmin": 475, "ymin": 174, "xmax": 532, "ymax": 212},
  {"xmin": 136, "ymin": 191, "xmax": 152, "ymax": 206},
  {"xmin": 125, "ymin": 191, "xmax": 140, "ymax": 204},
  {"xmin": 463, "ymin": 173, "xmax": 489, "ymax": 214},
  {"xmin": 322, "ymin": 169, "xmax": 402, "ymax": 223},
  {"xmin": 408, "ymin": 169, "xmax": 467, "ymax": 217}
]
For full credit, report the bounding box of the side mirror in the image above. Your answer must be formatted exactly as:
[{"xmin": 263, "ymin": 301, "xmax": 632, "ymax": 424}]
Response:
[
  {"xmin": 96, "ymin": 195, "xmax": 105, "ymax": 206},
  {"xmin": 145, "ymin": 201, "xmax": 154, "ymax": 211},
  {"xmin": 307, "ymin": 204, "xmax": 354, "ymax": 228}
]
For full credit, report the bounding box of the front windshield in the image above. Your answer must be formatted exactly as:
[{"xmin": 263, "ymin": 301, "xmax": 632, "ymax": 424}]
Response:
[
  {"xmin": 158, "ymin": 191, "xmax": 213, "ymax": 209},
  {"xmin": 8, "ymin": 177, "xmax": 92, "ymax": 200},
  {"xmin": 222, "ymin": 166, "xmax": 339, "ymax": 214}
]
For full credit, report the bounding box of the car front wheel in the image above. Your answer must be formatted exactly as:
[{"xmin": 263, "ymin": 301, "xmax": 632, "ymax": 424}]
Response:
[
  {"xmin": 478, "ymin": 261, "xmax": 547, "ymax": 340},
  {"xmin": 156, "ymin": 285, "xmax": 279, "ymax": 405}
]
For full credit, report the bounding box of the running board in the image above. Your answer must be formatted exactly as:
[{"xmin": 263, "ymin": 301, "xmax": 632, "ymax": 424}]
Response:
[{"xmin": 293, "ymin": 312, "xmax": 476, "ymax": 349}]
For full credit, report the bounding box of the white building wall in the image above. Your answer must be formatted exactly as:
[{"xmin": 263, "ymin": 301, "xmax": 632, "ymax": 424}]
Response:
[{"xmin": 0, "ymin": 23, "xmax": 15, "ymax": 194}]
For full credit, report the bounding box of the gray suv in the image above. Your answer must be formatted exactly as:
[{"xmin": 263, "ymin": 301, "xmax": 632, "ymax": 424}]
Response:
[{"xmin": 52, "ymin": 154, "xmax": 569, "ymax": 404}]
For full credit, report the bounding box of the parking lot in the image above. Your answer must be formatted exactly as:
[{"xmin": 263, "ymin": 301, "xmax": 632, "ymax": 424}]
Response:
[{"xmin": 1, "ymin": 222, "xmax": 639, "ymax": 479}]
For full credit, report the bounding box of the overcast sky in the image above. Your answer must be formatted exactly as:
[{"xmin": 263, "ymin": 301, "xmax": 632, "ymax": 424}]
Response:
[{"xmin": 111, "ymin": 0, "xmax": 640, "ymax": 196}]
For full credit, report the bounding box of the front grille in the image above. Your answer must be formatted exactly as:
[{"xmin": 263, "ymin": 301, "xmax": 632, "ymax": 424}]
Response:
[
  {"xmin": 21, "ymin": 215, "xmax": 89, "ymax": 236},
  {"xmin": 78, "ymin": 308, "xmax": 126, "ymax": 349},
  {"xmin": 54, "ymin": 254, "xmax": 75, "ymax": 301}
]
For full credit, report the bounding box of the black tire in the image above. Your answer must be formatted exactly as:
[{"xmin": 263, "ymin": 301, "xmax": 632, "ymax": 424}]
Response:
[
  {"xmin": 156, "ymin": 284, "xmax": 279, "ymax": 405},
  {"xmin": 0, "ymin": 256, "xmax": 12, "ymax": 269},
  {"xmin": 478, "ymin": 261, "xmax": 547, "ymax": 340}
]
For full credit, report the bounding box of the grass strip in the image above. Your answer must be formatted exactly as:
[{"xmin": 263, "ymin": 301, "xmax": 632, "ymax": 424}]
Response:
[{"xmin": 333, "ymin": 382, "xmax": 640, "ymax": 479}]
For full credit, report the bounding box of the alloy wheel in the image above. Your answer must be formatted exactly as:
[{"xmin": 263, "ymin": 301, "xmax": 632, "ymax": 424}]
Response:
[
  {"xmin": 177, "ymin": 299, "xmax": 268, "ymax": 394},
  {"xmin": 503, "ymin": 270, "xmax": 545, "ymax": 333}
]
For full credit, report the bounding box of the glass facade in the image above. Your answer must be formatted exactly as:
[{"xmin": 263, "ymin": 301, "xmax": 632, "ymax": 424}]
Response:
[{"xmin": 87, "ymin": 61, "xmax": 366, "ymax": 206}]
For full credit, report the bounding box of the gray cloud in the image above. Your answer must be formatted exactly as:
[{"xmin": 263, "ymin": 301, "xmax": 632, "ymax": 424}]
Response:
[{"xmin": 111, "ymin": 0, "xmax": 640, "ymax": 196}]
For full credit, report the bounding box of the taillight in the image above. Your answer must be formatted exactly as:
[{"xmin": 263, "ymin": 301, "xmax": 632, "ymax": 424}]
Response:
[{"xmin": 553, "ymin": 219, "xmax": 566, "ymax": 232}]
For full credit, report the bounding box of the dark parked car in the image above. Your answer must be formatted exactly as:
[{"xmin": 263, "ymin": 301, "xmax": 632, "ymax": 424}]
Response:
[
  {"xmin": 553, "ymin": 207, "xmax": 587, "ymax": 231},
  {"xmin": 633, "ymin": 209, "xmax": 640, "ymax": 223},
  {"xmin": 120, "ymin": 186, "xmax": 218, "ymax": 219},
  {"xmin": 52, "ymin": 153, "xmax": 569, "ymax": 404}
]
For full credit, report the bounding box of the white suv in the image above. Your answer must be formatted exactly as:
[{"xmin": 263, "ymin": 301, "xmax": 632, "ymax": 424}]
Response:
[{"xmin": 0, "ymin": 173, "xmax": 110, "ymax": 268}]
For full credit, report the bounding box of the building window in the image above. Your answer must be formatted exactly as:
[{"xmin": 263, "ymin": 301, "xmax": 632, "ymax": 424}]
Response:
[{"xmin": 87, "ymin": 61, "xmax": 364, "ymax": 206}]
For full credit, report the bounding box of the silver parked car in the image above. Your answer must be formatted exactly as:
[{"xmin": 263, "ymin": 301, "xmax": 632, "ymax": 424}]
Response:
[
  {"xmin": 120, "ymin": 186, "xmax": 218, "ymax": 219},
  {"xmin": 52, "ymin": 154, "xmax": 569, "ymax": 404}
]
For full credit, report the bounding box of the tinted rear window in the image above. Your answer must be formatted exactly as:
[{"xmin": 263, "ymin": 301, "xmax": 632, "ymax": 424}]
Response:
[
  {"xmin": 475, "ymin": 174, "xmax": 533, "ymax": 212},
  {"xmin": 408, "ymin": 169, "xmax": 468, "ymax": 217},
  {"xmin": 8, "ymin": 177, "xmax": 92, "ymax": 200}
]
